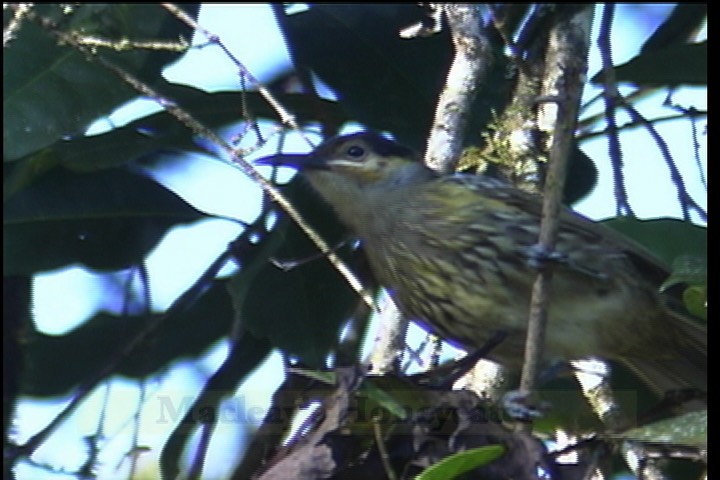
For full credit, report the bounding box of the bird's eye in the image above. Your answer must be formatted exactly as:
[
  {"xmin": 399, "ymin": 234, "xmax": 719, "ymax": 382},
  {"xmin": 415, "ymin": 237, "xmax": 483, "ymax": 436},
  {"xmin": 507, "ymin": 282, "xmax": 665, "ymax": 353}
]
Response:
[{"xmin": 346, "ymin": 145, "xmax": 365, "ymax": 158}]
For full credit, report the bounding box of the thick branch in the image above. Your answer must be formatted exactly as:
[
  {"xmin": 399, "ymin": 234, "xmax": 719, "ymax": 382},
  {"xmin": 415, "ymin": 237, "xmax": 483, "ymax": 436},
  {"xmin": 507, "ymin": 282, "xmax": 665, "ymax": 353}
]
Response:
[{"xmin": 426, "ymin": 4, "xmax": 493, "ymax": 174}]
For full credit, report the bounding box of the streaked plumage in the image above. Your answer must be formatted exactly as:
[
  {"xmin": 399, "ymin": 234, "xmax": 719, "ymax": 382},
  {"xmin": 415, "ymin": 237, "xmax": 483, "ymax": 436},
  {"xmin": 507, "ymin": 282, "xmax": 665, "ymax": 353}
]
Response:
[{"xmin": 260, "ymin": 131, "xmax": 707, "ymax": 395}]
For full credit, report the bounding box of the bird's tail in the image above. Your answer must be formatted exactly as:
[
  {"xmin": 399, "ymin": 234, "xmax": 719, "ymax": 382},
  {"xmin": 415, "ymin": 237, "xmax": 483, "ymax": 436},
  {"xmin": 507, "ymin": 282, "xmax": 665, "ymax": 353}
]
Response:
[{"xmin": 621, "ymin": 311, "xmax": 707, "ymax": 396}]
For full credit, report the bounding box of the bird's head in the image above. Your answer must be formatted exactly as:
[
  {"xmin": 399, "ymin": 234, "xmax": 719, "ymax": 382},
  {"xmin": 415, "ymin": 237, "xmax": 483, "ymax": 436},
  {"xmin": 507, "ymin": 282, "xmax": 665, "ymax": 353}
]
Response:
[
  {"xmin": 256, "ymin": 132, "xmax": 437, "ymax": 228},
  {"xmin": 257, "ymin": 132, "xmax": 436, "ymax": 192}
]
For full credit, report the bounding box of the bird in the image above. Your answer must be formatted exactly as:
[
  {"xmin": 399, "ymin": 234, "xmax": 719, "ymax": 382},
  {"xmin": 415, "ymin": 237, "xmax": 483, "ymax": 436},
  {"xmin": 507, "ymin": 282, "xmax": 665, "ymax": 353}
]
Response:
[{"xmin": 257, "ymin": 131, "xmax": 707, "ymax": 396}]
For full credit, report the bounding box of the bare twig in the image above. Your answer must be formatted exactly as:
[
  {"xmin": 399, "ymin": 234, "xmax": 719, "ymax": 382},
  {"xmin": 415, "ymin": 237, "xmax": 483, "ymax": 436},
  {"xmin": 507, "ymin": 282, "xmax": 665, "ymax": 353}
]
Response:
[
  {"xmin": 161, "ymin": 3, "xmax": 301, "ymax": 135},
  {"xmin": 67, "ymin": 33, "xmax": 189, "ymax": 52},
  {"xmin": 372, "ymin": 417, "xmax": 397, "ymax": 480},
  {"xmin": 157, "ymin": 3, "xmax": 377, "ymax": 305},
  {"xmin": 578, "ymin": 110, "xmax": 708, "ymax": 142},
  {"xmin": 619, "ymin": 102, "xmax": 707, "ymax": 222},
  {"xmin": 597, "ymin": 4, "xmax": 634, "ymax": 217}
]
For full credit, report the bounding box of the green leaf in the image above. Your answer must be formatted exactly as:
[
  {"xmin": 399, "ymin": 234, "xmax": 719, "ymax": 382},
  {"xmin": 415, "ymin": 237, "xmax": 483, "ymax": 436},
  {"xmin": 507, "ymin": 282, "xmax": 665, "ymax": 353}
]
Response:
[
  {"xmin": 281, "ymin": 4, "xmax": 447, "ymax": 147},
  {"xmin": 592, "ymin": 41, "xmax": 707, "ymax": 87},
  {"xmin": 291, "ymin": 368, "xmax": 411, "ymax": 420},
  {"xmin": 603, "ymin": 218, "xmax": 707, "ymax": 320},
  {"xmin": 21, "ymin": 280, "xmax": 236, "ymax": 396},
  {"xmin": 3, "ymin": 4, "xmax": 199, "ymax": 161},
  {"xmin": 357, "ymin": 378, "xmax": 411, "ymax": 420},
  {"xmin": 663, "ymin": 254, "xmax": 707, "ymax": 288},
  {"xmin": 281, "ymin": 5, "xmax": 511, "ymax": 150},
  {"xmin": 529, "ymin": 378, "xmax": 607, "ymax": 435},
  {"xmin": 565, "ymin": 147, "xmax": 598, "ymax": 205},
  {"xmin": 4, "ymin": 84, "xmax": 347, "ymax": 195},
  {"xmin": 640, "ymin": 5, "xmax": 707, "ymax": 54},
  {"xmin": 3, "ymin": 166, "xmax": 206, "ymax": 274},
  {"xmin": 415, "ymin": 445, "xmax": 505, "ymax": 480},
  {"xmin": 616, "ymin": 409, "xmax": 707, "ymax": 447},
  {"xmin": 661, "ymin": 254, "xmax": 707, "ymax": 319},
  {"xmin": 602, "ymin": 217, "xmax": 707, "ymax": 268},
  {"xmin": 683, "ymin": 285, "xmax": 707, "ymax": 320}
]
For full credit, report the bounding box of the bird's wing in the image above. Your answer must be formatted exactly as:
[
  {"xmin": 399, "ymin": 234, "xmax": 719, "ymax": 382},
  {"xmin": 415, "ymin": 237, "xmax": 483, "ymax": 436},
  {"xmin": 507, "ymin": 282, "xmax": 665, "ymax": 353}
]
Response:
[{"xmin": 436, "ymin": 174, "xmax": 673, "ymax": 284}]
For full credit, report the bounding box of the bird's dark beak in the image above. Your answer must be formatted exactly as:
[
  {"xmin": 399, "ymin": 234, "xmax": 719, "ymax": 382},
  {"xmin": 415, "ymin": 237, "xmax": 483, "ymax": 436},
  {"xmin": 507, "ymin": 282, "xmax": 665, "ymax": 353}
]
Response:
[{"xmin": 255, "ymin": 152, "xmax": 329, "ymax": 170}]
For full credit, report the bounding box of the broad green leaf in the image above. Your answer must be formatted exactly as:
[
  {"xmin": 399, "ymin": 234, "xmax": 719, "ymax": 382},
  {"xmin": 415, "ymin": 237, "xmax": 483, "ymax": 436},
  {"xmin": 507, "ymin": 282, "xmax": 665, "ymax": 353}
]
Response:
[
  {"xmin": 602, "ymin": 217, "xmax": 706, "ymax": 268},
  {"xmin": 3, "ymin": 4, "xmax": 199, "ymax": 161},
  {"xmin": 592, "ymin": 41, "xmax": 707, "ymax": 86},
  {"xmin": 290, "ymin": 368, "xmax": 411, "ymax": 420},
  {"xmin": 664, "ymin": 254, "xmax": 707, "ymax": 288},
  {"xmin": 280, "ymin": 4, "xmax": 511, "ymax": 150},
  {"xmin": 416, "ymin": 445, "xmax": 505, "ymax": 480},
  {"xmin": 281, "ymin": 4, "xmax": 449, "ymax": 148},
  {"xmin": 640, "ymin": 5, "xmax": 707, "ymax": 54},
  {"xmin": 21, "ymin": 280, "xmax": 236, "ymax": 396},
  {"xmin": 617, "ymin": 409, "xmax": 707, "ymax": 447},
  {"xmin": 683, "ymin": 285, "xmax": 707, "ymax": 320},
  {"xmin": 603, "ymin": 218, "xmax": 707, "ymax": 319},
  {"xmin": 4, "ymin": 166, "xmax": 206, "ymax": 274},
  {"xmin": 4, "ymin": 84, "xmax": 346, "ymax": 196}
]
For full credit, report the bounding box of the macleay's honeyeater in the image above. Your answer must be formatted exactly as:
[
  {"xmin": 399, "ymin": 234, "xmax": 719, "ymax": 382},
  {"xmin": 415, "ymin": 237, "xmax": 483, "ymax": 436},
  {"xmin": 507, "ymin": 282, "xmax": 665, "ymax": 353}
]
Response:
[{"xmin": 259, "ymin": 131, "xmax": 707, "ymax": 395}]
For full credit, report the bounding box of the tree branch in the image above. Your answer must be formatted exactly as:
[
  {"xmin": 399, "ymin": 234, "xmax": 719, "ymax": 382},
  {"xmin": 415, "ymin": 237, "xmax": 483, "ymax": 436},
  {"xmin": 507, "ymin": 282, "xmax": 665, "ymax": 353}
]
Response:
[
  {"xmin": 426, "ymin": 4, "xmax": 493, "ymax": 174},
  {"xmin": 519, "ymin": 4, "xmax": 593, "ymax": 398}
]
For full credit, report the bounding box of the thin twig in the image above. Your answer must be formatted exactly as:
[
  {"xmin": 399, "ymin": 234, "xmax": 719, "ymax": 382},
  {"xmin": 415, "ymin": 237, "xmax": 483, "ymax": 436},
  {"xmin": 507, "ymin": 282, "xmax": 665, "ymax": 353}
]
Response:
[
  {"xmin": 6, "ymin": 248, "xmax": 236, "ymax": 462},
  {"xmin": 157, "ymin": 2, "xmax": 376, "ymax": 306},
  {"xmin": 35, "ymin": 3, "xmax": 375, "ymax": 311},
  {"xmin": 619, "ymin": 102, "xmax": 707, "ymax": 222},
  {"xmin": 688, "ymin": 110, "xmax": 707, "ymax": 191},
  {"xmin": 161, "ymin": 3, "xmax": 301, "ymax": 135},
  {"xmin": 578, "ymin": 110, "xmax": 708, "ymax": 142},
  {"xmin": 597, "ymin": 4, "xmax": 634, "ymax": 217},
  {"xmin": 372, "ymin": 417, "xmax": 397, "ymax": 480}
]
